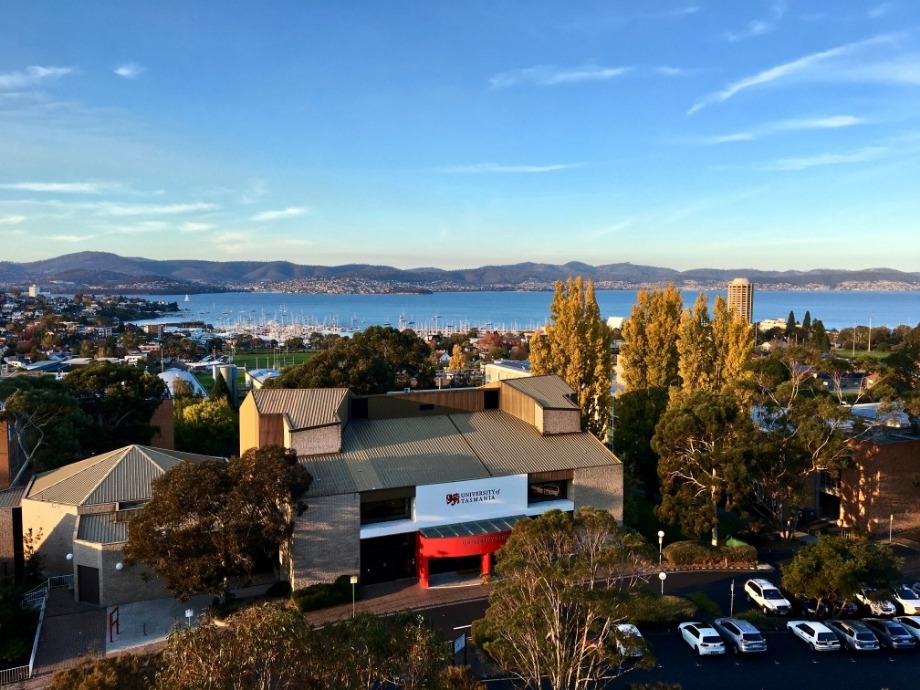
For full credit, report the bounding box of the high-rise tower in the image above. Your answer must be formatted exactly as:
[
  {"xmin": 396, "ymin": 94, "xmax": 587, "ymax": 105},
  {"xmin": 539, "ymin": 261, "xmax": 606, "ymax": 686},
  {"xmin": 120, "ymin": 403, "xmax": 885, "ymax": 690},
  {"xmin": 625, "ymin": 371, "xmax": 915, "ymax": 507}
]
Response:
[{"xmin": 727, "ymin": 278, "xmax": 753, "ymax": 323}]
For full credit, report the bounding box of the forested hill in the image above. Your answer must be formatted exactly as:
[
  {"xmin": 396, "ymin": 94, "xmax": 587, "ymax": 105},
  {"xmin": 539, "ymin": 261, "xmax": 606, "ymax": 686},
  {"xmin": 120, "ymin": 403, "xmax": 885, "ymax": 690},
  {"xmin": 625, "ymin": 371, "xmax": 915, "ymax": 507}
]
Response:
[{"xmin": 1, "ymin": 252, "xmax": 918, "ymax": 293}]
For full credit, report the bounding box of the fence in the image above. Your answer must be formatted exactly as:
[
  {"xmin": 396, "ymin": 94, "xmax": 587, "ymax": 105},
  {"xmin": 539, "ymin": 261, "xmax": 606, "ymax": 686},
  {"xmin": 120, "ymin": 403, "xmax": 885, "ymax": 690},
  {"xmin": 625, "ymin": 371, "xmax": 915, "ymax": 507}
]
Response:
[{"xmin": 0, "ymin": 575, "xmax": 75, "ymax": 686}]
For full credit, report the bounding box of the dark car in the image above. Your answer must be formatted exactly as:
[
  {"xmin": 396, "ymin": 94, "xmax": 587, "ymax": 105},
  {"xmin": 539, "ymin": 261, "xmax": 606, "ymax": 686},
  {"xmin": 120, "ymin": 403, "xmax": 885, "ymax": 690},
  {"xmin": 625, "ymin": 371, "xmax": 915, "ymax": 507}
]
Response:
[
  {"xmin": 864, "ymin": 618, "xmax": 917, "ymax": 650},
  {"xmin": 793, "ymin": 595, "xmax": 829, "ymax": 619}
]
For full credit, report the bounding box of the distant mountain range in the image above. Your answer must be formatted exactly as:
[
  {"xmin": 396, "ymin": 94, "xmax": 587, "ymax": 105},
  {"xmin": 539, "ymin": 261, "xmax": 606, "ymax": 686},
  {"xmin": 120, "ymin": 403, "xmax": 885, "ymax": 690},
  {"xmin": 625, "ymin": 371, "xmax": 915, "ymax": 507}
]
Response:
[{"xmin": 1, "ymin": 252, "xmax": 918, "ymax": 293}]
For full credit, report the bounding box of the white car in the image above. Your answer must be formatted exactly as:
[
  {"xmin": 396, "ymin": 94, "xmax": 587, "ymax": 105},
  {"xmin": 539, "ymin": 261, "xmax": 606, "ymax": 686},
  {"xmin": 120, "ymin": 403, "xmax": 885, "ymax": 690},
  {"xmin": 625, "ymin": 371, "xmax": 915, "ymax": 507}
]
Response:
[
  {"xmin": 678, "ymin": 622, "xmax": 726, "ymax": 656},
  {"xmin": 891, "ymin": 585, "xmax": 920, "ymax": 615},
  {"xmin": 855, "ymin": 585, "xmax": 896, "ymax": 617},
  {"xmin": 895, "ymin": 615, "xmax": 920, "ymax": 642},
  {"xmin": 787, "ymin": 620, "xmax": 841, "ymax": 651},
  {"xmin": 744, "ymin": 578, "xmax": 792, "ymax": 615},
  {"xmin": 614, "ymin": 623, "xmax": 645, "ymax": 657}
]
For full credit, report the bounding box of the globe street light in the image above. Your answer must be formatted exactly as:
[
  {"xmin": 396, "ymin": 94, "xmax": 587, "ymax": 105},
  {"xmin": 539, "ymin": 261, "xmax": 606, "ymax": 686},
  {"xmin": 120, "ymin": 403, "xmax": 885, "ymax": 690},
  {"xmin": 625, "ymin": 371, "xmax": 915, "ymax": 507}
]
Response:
[
  {"xmin": 658, "ymin": 571, "xmax": 667, "ymax": 596},
  {"xmin": 657, "ymin": 530, "xmax": 665, "ymax": 564}
]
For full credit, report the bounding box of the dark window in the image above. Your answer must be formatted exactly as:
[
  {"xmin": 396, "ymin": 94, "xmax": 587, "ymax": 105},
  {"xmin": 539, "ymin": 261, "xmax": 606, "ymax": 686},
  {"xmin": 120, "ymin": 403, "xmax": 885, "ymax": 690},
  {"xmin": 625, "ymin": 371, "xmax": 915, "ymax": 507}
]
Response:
[
  {"xmin": 351, "ymin": 398, "xmax": 368, "ymax": 419},
  {"xmin": 361, "ymin": 497, "xmax": 411, "ymax": 525},
  {"xmin": 528, "ymin": 481, "xmax": 567, "ymax": 504},
  {"xmin": 419, "ymin": 403, "xmax": 434, "ymax": 411},
  {"xmin": 483, "ymin": 389, "xmax": 499, "ymax": 410}
]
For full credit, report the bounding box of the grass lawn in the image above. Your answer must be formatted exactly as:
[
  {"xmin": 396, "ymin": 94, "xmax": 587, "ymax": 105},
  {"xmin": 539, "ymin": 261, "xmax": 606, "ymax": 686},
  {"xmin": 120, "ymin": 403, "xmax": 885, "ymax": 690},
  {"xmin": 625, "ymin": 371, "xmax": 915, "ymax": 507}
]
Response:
[{"xmin": 191, "ymin": 350, "xmax": 314, "ymax": 391}]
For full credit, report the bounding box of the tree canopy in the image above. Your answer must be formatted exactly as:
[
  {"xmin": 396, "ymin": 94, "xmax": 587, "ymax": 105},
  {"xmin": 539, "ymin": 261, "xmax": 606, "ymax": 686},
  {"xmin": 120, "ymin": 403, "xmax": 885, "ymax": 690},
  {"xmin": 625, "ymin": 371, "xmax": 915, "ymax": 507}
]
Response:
[
  {"xmin": 475, "ymin": 508, "xmax": 650, "ymax": 690},
  {"xmin": 174, "ymin": 397, "xmax": 239, "ymax": 456},
  {"xmin": 270, "ymin": 326, "xmax": 436, "ymax": 394},
  {"xmin": 620, "ymin": 284, "xmax": 682, "ymax": 392},
  {"xmin": 125, "ymin": 446, "xmax": 311, "ymax": 600},
  {"xmin": 530, "ymin": 277, "xmax": 613, "ymax": 438}
]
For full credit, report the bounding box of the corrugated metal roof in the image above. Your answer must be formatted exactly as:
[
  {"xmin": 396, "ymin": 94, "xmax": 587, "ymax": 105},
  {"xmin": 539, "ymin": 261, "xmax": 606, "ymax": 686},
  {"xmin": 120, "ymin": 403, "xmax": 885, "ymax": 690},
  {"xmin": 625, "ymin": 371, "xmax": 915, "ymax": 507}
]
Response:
[
  {"xmin": 0, "ymin": 486, "xmax": 25, "ymax": 509},
  {"xmin": 303, "ymin": 415, "xmax": 490, "ymax": 497},
  {"xmin": 419, "ymin": 515, "xmax": 527, "ymax": 539},
  {"xmin": 501, "ymin": 375, "xmax": 579, "ymax": 410},
  {"xmin": 454, "ymin": 411, "xmax": 619, "ymax": 476},
  {"xmin": 26, "ymin": 445, "xmax": 223, "ymax": 507},
  {"xmin": 76, "ymin": 513, "xmax": 129, "ymax": 544},
  {"xmin": 251, "ymin": 388, "xmax": 350, "ymax": 429}
]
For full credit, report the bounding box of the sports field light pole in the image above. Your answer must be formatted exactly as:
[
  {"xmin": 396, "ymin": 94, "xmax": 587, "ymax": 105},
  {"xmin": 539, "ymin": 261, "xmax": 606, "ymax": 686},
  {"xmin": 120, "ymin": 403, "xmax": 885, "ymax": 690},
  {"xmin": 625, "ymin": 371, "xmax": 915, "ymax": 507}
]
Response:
[
  {"xmin": 657, "ymin": 530, "xmax": 665, "ymax": 564},
  {"xmin": 350, "ymin": 575, "xmax": 358, "ymax": 617}
]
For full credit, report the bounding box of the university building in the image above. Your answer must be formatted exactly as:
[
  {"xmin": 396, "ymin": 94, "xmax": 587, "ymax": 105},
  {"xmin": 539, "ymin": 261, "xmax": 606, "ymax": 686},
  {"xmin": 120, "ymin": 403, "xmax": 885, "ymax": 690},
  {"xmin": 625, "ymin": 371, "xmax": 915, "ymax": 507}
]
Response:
[{"xmin": 240, "ymin": 375, "xmax": 623, "ymax": 588}]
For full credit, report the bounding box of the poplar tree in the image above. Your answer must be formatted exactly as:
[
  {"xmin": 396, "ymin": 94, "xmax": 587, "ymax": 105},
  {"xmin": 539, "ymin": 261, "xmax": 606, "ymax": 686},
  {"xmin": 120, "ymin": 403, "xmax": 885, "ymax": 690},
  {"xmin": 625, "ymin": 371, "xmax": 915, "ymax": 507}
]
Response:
[
  {"xmin": 448, "ymin": 343, "xmax": 465, "ymax": 371},
  {"xmin": 676, "ymin": 292, "xmax": 715, "ymax": 396},
  {"xmin": 530, "ymin": 277, "xmax": 613, "ymax": 438},
  {"xmin": 711, "ymin": 295, "xmax": 753, "ymax": 392},
  {"xmin": 621, "ymin": 285, "xmax": 682, "ymax": 392}
]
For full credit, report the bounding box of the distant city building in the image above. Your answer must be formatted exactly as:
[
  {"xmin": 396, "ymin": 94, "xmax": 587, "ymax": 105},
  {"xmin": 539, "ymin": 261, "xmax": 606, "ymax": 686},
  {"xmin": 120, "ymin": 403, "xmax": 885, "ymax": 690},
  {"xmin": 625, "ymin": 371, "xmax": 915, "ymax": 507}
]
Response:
[
  {"xmin": 727, "ymin": 278, "xmax": 754, "ymax": 324},
  {"xmin": 28, "ymin": 284, "xmax": 41, "ymax": 298}
]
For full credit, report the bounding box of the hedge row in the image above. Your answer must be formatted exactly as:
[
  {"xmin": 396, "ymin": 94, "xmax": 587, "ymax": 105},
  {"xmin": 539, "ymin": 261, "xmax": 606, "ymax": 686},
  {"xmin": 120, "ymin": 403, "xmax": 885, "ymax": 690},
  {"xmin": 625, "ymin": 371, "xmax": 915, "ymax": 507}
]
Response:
[
  {"xmin": 662, "ymin": 540, "xmax": 758, "ymax": 567},
  {"xmin": 291, "ymin": 574, "xmax": 362, "ymax": 613}
]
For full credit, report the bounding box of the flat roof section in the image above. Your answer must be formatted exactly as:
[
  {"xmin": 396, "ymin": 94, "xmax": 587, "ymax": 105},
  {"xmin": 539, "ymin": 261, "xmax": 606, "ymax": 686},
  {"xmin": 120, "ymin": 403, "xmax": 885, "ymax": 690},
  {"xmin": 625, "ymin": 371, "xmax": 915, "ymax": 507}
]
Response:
[{"xmin": 419, "ymin": 514, "xmax": 527, "ymax": 539}]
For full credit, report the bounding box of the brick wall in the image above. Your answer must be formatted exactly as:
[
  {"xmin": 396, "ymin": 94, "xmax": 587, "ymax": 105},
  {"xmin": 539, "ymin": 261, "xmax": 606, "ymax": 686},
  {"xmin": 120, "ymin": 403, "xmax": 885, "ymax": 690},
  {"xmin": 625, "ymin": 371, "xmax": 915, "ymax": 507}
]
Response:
[
  {"xmin": 288, "ymin": 493, "xmax": 360, "ymax": 588},
  {"xmin": 573, "ymin": 463, "xmax": 624, "ymax": 521},
  {"xmin": 149, "ymin": 399, "xmax": 174, "ymax": 450},
  {"xmin": 0, "ymin": 506, "xmax": 19, "ymax": 578}
]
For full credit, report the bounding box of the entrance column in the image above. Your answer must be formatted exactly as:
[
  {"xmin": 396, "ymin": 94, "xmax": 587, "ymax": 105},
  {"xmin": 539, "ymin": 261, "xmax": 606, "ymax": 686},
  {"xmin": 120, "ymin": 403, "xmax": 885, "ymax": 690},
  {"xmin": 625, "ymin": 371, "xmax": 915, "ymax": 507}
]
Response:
[
  {"xmin": 416, "ymin": 537, "xmax": 430, "ymax": 588},
  {"xmin": 480, "ymin": 552, "xmax": 491, "ymax": 578}
]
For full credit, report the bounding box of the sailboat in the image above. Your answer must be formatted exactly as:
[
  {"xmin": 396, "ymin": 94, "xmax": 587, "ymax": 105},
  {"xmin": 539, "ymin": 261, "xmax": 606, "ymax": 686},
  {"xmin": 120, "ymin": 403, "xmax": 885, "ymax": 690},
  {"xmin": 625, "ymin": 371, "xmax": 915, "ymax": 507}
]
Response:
[{"xmin": 184, "ymin": 294, "xmax": 190, "ymax": 303}]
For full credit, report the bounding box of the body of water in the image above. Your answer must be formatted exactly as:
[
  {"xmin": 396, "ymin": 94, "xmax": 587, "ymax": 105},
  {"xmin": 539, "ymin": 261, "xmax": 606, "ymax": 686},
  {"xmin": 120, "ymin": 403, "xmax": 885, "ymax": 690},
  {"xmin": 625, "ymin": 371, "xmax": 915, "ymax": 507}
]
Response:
[{"xmin": 127, "ymin": 289, "xmax": 919, "ymax": 332}]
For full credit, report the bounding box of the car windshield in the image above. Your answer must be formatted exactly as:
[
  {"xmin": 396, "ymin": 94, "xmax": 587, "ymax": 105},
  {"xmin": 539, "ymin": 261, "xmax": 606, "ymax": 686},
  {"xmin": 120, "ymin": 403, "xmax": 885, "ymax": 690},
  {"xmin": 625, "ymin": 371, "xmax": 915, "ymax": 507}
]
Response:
[
  {"xmin": 856, "ymin": 634, "xmax": 876, "ymax": 642},
  {"xmin": 742, "ymin": 633, "xmax": 764, "ymax": 642},
  {"xmin": 817, "ymin": 633, "xmax": 836, "ymax": 642},
  {"xmin": 702, "ymin": 636, "xmax": 722, "ymax": 644},
  {"xmin": 764, "ymin": 590, "xmax": 784, "ymax": 600},
  {"xmin": 897, "ymin": 587, "xmax": 916, "ymax": 598},
  {"xmin": 888, "ymin": 625, "xmax": 908, "ymax": 635}
]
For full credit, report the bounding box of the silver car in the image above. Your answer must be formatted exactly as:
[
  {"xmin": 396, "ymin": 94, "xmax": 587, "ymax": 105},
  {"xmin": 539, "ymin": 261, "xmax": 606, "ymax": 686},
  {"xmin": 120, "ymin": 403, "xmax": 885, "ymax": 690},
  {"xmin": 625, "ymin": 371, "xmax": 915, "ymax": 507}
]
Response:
[
  {"xmin": 825, "ymin": 620, "xmax": 880, "ymax": 652},
  {"xmin": 712, "ymin": 617, "xmax": 767, "ymax": 654},
  {"xmin": 864, "ymin": 618, "xmax": 917, "ymax": 650}
]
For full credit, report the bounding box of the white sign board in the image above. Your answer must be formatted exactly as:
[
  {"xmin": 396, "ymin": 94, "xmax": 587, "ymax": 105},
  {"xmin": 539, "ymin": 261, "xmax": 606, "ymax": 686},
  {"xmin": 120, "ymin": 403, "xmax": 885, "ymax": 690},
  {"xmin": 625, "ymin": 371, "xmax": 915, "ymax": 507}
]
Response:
[{"xmin": 415, "ymin": 474, "xmax": 528, "ymax": 524}]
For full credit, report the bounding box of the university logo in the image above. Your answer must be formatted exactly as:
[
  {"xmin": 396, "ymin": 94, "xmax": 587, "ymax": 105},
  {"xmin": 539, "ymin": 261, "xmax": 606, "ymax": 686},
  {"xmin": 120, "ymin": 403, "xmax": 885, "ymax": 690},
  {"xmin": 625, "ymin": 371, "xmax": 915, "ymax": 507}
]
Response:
[{"xmin": 446, "ymin": 493, "xmax": 460, "ymax": 506}]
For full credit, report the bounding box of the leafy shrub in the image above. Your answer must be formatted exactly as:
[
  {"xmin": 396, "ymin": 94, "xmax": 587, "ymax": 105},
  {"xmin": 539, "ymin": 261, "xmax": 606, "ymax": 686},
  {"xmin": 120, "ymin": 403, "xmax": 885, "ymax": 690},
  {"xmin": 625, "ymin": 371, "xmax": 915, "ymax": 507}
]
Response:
[
  {"xmin": 625, "ymin": 591, "xmax": 696, "ymax": 623},
  {"xmin": 470, "ymin": 617, "xmax": 497, "ymax": 654},
  {"xmin": 720, "ymin": 544, "xmax": 757, "ymax": 565},
  {"xmin": 661, "ymin": 540, "xmax": 757, "ymax": 567},
  {"xmin": 49, "ymin": 651, "xmax": 161, "ymax": 690},
  {"xmin": 684, "ymin": 592, "xmax": 721, "ymax": 617},
  {"xmin": 735, "ymin": 609, "xmax": 786, "ymax": 631},
  {"xmin": 291, "ymin": 574, "xmax": 361, "ymax": 612}
]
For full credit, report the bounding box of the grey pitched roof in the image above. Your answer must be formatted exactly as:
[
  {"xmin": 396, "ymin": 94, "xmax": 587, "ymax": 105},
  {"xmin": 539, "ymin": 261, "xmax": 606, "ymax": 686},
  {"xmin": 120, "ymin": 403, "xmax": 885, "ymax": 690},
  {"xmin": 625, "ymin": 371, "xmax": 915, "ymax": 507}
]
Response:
[
  {"xmin": 0, "ymin": 486, "xmax": 25, "ymax": 509},
  {"xmin": 26, "ymin": 445, "xmax": 223, "ymax": 507},
  {"xmin": 500, "ymin": 375, "xmax": 580, "ymax": 410},
  {"xmin": 76, "ymin": 512, "xmax": 129, "ymax": 544},
  {"xmin": 250, "ymin": 388, "xmax": 350, "ymax": 430}
]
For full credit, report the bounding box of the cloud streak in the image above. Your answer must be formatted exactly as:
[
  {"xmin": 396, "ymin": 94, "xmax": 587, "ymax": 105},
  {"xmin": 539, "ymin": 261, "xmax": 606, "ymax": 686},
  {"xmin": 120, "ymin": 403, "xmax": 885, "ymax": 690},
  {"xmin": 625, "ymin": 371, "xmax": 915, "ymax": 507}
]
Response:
[
  {"xmin": 761, "ymin": 145, "xmax": 889, "ymax": 171},
  {"xmin": 725, "ymin": 1, "xmax": 787, "ymax": 42},
  {"xmin": 688, "ymin": 34, "xmax": 897, "ymax": 114},
  {"xmin": 441, "ymin": 163, "xmax": 585, "ymax": 174},
  {"xmin": 0, "ymin": 215, "xmax": 26, "ymax": 225},
  {"xmin": 49, "ymin": 233, "xmax": 94, "ymax": 242},
  {"xmin": 251, "ymin": 207, "xmax": 309, "ymax": 221},
  {"xmin": 490, "ymin": 64, "xmax": 631, "ymax": 88},
  {"xmin": 114, "ymin": 63, "xmax": 144, "ymax": 79},
  {"xmin": 97, "ymin": 202, "xmax": 219, "ymax": 216},
  {"xmin": 0, "ymin": 181, "xmax": 114, "ymax": 194},
  {"xmin": 0, "ymin": 65, "xmax": 72, "ymax": 90},
  {"xmin": 702, "ymin": 115, "xmax": 864, "ymax": 144}
]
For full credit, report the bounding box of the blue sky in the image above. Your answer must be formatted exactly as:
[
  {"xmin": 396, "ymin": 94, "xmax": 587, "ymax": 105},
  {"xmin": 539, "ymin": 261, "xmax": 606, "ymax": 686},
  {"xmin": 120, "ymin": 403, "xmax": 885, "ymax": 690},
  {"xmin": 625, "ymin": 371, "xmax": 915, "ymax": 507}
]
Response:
[{"xmin": 2, "ymin": 1, "xmax": 919, "ymax": 271}]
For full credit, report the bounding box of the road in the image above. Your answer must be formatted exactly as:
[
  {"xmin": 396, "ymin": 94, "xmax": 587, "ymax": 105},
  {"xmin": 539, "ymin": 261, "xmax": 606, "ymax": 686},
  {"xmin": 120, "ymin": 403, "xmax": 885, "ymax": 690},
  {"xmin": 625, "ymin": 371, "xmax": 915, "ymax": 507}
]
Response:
[{"xmin": 422, "ymin": 544, "xmax": 920, "ymax": 689}]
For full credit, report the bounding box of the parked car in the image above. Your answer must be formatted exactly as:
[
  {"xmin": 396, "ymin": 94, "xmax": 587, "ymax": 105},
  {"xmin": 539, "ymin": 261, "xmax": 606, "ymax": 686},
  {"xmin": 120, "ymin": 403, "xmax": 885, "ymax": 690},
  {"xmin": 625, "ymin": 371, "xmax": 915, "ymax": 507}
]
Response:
[
  {"xmin": 678, "ymin": 622, "xmax": 726, "ymax": 656},
  {"xmin": 712, "ymin": 617, "xmax": 767, "ymax": 654},
  {"xmin": 744, "ymin": 578, "xmax": 792, "ymax": 615},
  {"xmin": 793, "ymin": 594, "xmax": 829, "ymax": 619},
  {"xmin": 614, "ymin": 623, "xmax": 645, "ymax": 658},
  {"xmin": 895, "ymin": 615, "xmax": 920, "ymax": 642},
  {"xmin": 787, "ymin": 621, "xmax": 841, "ymax": 651},
  {"xmin": 832, "ymin": 599, "xmax": 860, "ymax": 618},
  {"xmin": 863, "ymin": 618, "xmax": 917, "ymax": 650},
  {"xmin": 855, "ymin": 585, "xmax": 897, "ymax": 617},
  {"xmin": 825, "ymin": 620, "xmax": 881, "ymax": 652},
  {"xmin": 891, "ymin": 585, "xmax": 920, "ymax": 615}
]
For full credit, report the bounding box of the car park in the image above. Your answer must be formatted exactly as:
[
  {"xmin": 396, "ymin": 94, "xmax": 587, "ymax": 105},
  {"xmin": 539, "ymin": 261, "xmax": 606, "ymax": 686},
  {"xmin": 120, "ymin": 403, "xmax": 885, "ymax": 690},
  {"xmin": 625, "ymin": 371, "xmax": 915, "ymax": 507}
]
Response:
[
  {"xmin": 855, "ymin": 585, "xmax": 897, "ymax": 617},
  {"xmin": 712, "ymin": 617, "xmax": 767, "ymax": 654},
  {"xmin": 787, "ymin": 620, "xmax": 841, "ymax": 651},
  {"xmin": 792, "ymin": 594, "xmax": 828, "ymax": 619},
  {"xmin": 825, "ymin": 620, "xmax": 881, "ymax": 652},
  {"xmin": 863, "ymin": 618, "xmax": 917, "ymax": 650},
  {"xmin": 678, "ymin": 622, "xmax": 726, "ymax": 656},
  {"xmin": 615, "ymin": 623, "xmax": 645, "ymax": 658},
  {"xmin": 895, "ymin": 615, "xmax": 920, "ymax": 642},
  {"xmin": 891, "ymin": 585, "xmax": 920, "ymax": 615},
  {"xmin": 744, "ymin": 578, "xmax": 792, "ymax": 615}
]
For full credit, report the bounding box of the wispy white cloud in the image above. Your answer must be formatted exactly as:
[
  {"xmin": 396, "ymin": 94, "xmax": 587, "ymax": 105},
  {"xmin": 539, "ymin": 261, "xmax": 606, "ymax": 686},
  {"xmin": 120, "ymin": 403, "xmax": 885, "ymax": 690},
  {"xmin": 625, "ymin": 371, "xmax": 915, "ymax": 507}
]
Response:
[
  {"xmin": 725, "ymin": 1, "xmax": 787, "ymax": 42},
  {"xmin": 114, "ymin": 63, "xmax": 144, "ymax": 79},
  {"xmin": 688, "ymin": 34, "xmax": 897, "ymax": 114},
  {"xmin": 251, "ymin": 207, "xmax": 309, "ymax": 221},
  {"xmin": 645, "ymin": 7, "xmax": 699, "ymax": 19},
  {"xmin": 656, "ymin": 66, "xmax": 694, "ymax": 77},
  {"xmin": 490, "ymin": 64, "xmax": 632, "ymax": 88},
  {"xmin": 441, "ymin": 163, "xmax": 586, "ymax": 174},
  {"xmin": 0, "ymin": 181, "xmax": 114, "ymax": 194},
  {"xmin": 0, "ymin": 65, "xmax": 72, "ymax": 90},
  {"xmin": 868, "ymin": 3, "xmax": 895, "ymax": 19},
  {"xmin": 179, "ymin": 222, "xmax": 214, "ymax": 233},
  {"xmin": 761, "ymin": 145, "xmax": 889, "ymax": 171},
  {"xmin": 702, "ymin": 115, "xmax": 865, "ymax": 144},
  {"xmin": 239, "ymin": 180, "xmax": 268, "ymax": 205},
  {"xmin": 48, "ymin": 233, "xmax": 94, "ymax": 242},
  {"xmin": 97, "ymin": 202, "xmax": 219, "ymax": 216},
  {"xmin": 0, "ymin": 215, "xmax": 26, "ymax": 225}
]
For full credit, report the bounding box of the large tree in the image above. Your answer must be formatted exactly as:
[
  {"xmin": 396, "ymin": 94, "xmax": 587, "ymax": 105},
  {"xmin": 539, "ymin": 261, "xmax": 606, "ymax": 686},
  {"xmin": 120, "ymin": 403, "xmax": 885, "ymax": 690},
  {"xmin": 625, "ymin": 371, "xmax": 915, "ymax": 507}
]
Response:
[
  {"xmin": 620, "ymin": 284, "xmax": 683, "ymax": 392},
  {"xmin": 174, "ymin": 398, "xmax": 239, "ymax": 456},
  {"xmin": 653, "ymin": 391, "xmax": 757, "ymax": 546},
  {"xmin": 475, "ymin": 508, "xmax": 650, "ymax": 690},
  {"xmin": 676, "ymin": 292, "xmax": 716, "ymax": 396},
  {"xmin": 781, "ymin": 535, "xmax": 901, "ymax": 617},
  {"xmin": 64, "ymin": 361, "xmax": 168, "ymax": 454},
  {"xmin": 125, "ymin": 446, "xmax": 311, "ymax": 601},
  {"xmin": 0, "ymin": 375, "xmax": 86, "ymax": 480},
  {"xmin": 530, "ymin": 277, "xmax": 613, "ymax": 438},
  {"xmin": 611, "ymin": 387, "xmax": 669, "ymax": 498},
  {"xmin": 271, "ymin": 326, "xmax": 436, "ymax": 394}
]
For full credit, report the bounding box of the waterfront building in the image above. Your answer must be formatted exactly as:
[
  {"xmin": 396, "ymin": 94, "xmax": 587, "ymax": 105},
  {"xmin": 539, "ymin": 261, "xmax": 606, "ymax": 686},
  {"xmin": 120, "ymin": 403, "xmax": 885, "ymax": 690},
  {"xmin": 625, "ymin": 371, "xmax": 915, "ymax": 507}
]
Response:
[{"xmin": 727, "ymin": 277, "xmax": 754, "ymax": 323}]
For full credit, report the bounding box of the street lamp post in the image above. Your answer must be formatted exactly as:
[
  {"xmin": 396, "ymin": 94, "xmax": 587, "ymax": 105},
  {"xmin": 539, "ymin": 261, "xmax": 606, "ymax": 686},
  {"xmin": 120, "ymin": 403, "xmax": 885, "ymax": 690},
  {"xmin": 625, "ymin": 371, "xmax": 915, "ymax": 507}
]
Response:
[
  {"xmin": 657, "ymin": 530, "xmax": 665, "ymax": 564},
  {"xmin": 890, "ymin": 514, "xmax": 894, "ymax": 544},
  {"xmin": 658, "ymin": 571, "xmax": 667, "ymax": 596}
]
